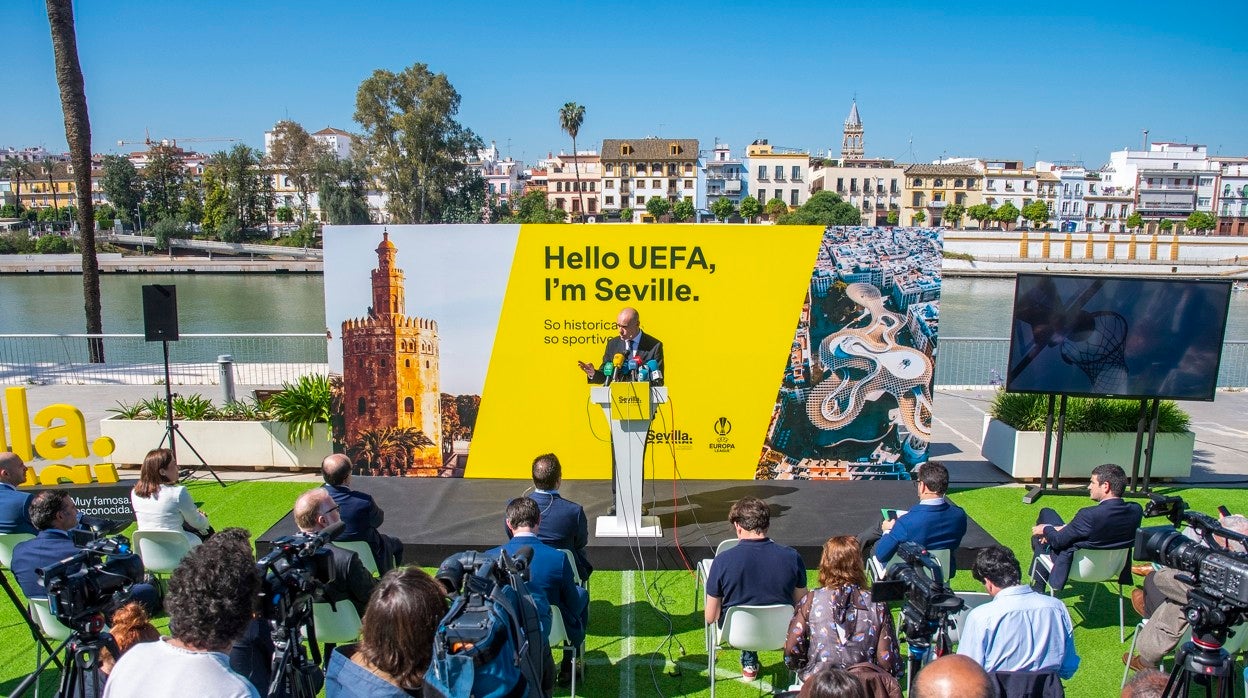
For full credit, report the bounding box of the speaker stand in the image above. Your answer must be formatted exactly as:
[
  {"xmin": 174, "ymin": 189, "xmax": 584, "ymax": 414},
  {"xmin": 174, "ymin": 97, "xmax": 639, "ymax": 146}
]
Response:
[{"xmin": 158, "ymin": 340, "xmax": 224, "ymax": 488}]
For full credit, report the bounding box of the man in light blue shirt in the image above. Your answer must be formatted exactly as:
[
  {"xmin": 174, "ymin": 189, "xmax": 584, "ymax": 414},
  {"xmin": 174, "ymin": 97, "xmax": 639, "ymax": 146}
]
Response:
[{"xmin": 957, "ymin": 545, "xmax": 1080, "ymax": 680}]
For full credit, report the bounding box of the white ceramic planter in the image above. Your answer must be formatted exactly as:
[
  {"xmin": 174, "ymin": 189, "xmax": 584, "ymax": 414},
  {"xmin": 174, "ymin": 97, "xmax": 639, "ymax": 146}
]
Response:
[
  {"xmin": 980, "ymin": 415, "xmax": 1194, "ymax": 480},
  {"xmin": 100, "ymin": 418, "xmax": 331, "ymax": 470}
]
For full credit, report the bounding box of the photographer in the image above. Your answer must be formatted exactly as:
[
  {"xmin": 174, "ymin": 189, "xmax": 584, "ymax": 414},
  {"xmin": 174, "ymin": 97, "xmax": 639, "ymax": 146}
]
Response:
[
  {"xmin": 1125, "ymin": 513, "xmax": 1248, "ymax": 672},
  {"xmin": 104, "ymin": 529, "xmax": 262, "ymax": 697},
  {"xmin": 11, "ymin": 490, "xmax": 159, "ymax": 617}
]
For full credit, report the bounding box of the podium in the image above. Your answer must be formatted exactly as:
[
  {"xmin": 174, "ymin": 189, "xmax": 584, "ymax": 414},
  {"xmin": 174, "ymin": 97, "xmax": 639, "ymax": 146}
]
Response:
[{"xmin": 592, "ymin": 382, "xmax": 667, "ymax": 538}]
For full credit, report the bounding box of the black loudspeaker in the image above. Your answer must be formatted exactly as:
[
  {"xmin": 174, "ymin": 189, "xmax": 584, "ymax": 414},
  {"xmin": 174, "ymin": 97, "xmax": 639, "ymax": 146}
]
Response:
[{"xmin": 142, "ymin": 284, "xmax": 179, "ymax": 342}]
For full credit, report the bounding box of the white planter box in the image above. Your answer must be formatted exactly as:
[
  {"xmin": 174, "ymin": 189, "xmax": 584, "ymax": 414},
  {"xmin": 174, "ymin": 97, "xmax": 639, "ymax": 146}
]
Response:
[
  {"xmin": 101, "ymin": 418, "xmax": 331, "ymax": 470},
  {"xmin": 980, "ymin": 416, "xmax": 1194, "ymax": 480}
]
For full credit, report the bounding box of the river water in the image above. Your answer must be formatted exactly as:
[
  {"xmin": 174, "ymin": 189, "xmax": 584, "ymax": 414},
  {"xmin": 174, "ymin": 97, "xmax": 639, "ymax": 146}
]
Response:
[{"xmin": 0, "ymin": 273, "xmax": 1244, "ymax": 341}]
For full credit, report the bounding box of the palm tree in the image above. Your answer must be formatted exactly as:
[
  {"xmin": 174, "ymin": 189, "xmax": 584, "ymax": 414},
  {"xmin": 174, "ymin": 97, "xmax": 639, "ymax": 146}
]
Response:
[
  {"xmin": 1, "ymin": 157, "xmax": 35, "ymax": 213},
  {"xmin": 558, "ymin": 102, "xmax": 586, "ymax": 221},
  {"xmin": 350, "ymin": 428, "xmax": 402, "ymax": 476},
  {"xmin": 45, "ymin": 0, "xmax": 104, "ymax": 362}
]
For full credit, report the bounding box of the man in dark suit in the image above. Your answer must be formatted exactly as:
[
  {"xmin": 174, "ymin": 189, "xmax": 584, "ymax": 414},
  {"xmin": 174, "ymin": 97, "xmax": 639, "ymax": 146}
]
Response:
[
  {"xmin": 11, "ymin": 489, "xmax": 159, "ymax": 615},
  {"xmin": 295, "ymin": 488, "xmax": 376, "ymax": 616},
  {"xmin": 0, "ymin": 452, "xmax": 36, "ymax": 534},
  {"xmin": 576, "ymin": 306, "xmax": 664, "ymax": 514},
  {"xmin": 509, "ymin": 453, "xmax": 592, "ymax": 582},
  {"xmin": 490, "ymin": 496, "xmax": 587, "ymax": 686},
  {"xmin": 860, "ymin": 461, "xmax": 968, "ymax": 573},
  {"xmin": 321, "ymin": 453, "xmax": 403, "ymax": 574},
  {"xmin": 1029, "ymin": 462, "xmax": 1143, "ymax": 591}
]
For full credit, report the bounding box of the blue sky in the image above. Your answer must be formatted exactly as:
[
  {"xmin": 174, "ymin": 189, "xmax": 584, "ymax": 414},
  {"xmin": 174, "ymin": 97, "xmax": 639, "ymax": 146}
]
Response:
[{"xmin": 7, "ymin": 0, "xmax": 1247, "ymax": 168}]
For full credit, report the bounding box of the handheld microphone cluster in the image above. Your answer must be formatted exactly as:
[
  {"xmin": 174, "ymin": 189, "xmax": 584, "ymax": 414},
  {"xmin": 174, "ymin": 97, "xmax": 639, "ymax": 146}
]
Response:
[{"xmin": 603, "ymin": 353, "xmax": 625, "ymax": 385}]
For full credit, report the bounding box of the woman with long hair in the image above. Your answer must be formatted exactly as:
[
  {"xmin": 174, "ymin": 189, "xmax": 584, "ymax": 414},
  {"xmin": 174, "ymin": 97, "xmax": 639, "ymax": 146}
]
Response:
[
  {"xmin": 130, "ymin": 448, "xmax": 212, "ymax": 546},
  {"xmin": 784, "ymin": 536, "xmax": 902, "ymax": 690}
]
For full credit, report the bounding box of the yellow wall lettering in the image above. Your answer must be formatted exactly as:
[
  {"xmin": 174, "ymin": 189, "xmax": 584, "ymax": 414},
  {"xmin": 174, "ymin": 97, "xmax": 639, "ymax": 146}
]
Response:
[
  {"xmin": 36, "ymin": 463, "xmax": 93, "ymax": 485},
  {"xmin": 33, "ymin": 404, "xmax": 90, "ymax": 460},
  {"xmin": 4, "ymin": 387, "xmax": 34, "ymax": 461}
]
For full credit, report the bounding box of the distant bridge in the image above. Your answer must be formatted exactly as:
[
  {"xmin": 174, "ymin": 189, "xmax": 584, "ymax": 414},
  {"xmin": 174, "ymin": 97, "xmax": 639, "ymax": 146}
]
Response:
[{"xmin": 104, "ymin": 233, "xmax": 323, "ymax": 261}]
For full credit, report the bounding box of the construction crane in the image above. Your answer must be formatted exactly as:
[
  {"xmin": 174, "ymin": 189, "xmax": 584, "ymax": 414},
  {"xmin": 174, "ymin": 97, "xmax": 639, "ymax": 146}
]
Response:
[{"xmin": 117, "ymin": 130, "xmax": 240, "ymax": 150}]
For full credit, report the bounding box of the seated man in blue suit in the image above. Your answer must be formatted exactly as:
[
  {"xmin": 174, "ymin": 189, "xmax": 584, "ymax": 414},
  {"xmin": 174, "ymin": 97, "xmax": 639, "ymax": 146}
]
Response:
[
  {"xmin": 321, "ymin": 453, "xmax": 403, "ymax": 574},
  {"xmin": 507, "ymin": 453, "xmax": 592, "ymax": 583},
  {"xmin": 11, "ymin": 489, "xmax": 160, "ymax": 616},
  {"xmin": 490, "ymin": 496, "xmax": 588, "ymax": 687},
  {"xmin": 861, "ymin": 461, "xmax": 968, "ymax": 572},
  {"xmin": 0, "ymin": 452, "xmax": 36, "ymax": 534},
  {"xmin": 1030, "ymin": 462, "xmax": 1143, "ymax": 592}
]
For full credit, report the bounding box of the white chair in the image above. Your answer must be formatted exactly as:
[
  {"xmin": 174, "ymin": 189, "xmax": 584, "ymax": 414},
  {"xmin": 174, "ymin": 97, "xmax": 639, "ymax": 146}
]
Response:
[
  {"xmin": 706, "ymin": 604, "xmax": 793, "ymax": 697},
  {"xmin": 868, "ymin": 547, "xmax": 952, "ymax": 582},
  {"xmin": 549, "ymin": 606, "xmax": 580, "ymax": 696},
  {"xmin": 1031, "ymin": 546, "xmax": 1131, "ymax": 641},
  {"xmin": 1122, "ymin": 617, "xmax": 1248, "ymax": 688},
  {"xmin": 559, "ymin": 548, "xmax": 584, "ymax": 586},
  {"xmin": 945, "ymin": 591, "xmax": 993, "ymax": 645},
  {"xmin": 333, "ymin": 540, "xmax": 380, "ymax": 576},
  {"xmin": 312, "ymin": 601, "xmax": 362, "ymax": 645},
  {"xmin": 130, "ymin": 530, "xmax": 194, "ymax": 583},
  {"xmin": 694, "ymin": 539, "xmax": 739, "ymax": 612},
  {"xmin": 30, "ymin": 596, "xmax": 74, "ymax": 697},
  {"xmin": 0, "ymin": 532, "xmax": 35, "ymax": 569}
]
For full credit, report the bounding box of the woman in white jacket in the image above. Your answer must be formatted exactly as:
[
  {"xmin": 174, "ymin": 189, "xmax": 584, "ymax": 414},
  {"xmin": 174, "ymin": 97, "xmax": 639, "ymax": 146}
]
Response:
[{"xmin": 130, "ymin": 448, "xmax": 212, "ymax": 546}]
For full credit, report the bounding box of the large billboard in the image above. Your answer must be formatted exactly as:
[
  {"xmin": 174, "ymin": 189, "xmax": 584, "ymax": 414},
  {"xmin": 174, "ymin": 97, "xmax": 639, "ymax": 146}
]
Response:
[{"xmin": 323, "ymin": 224, "xmax": 942, "ymax": 480}]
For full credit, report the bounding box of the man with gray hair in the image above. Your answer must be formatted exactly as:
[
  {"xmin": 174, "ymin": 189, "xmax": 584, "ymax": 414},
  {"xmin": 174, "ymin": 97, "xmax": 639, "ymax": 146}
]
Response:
[
  {"xmin": 1125, "ymin": 512, "xmax": 1248, "ymax": 672},
  {"xmin": 321, "ymin": 453, "xmax": 403, "ymax": 573},
  {"xmin": 0, "ymin": 452, "xmax": 35, "ymax": 534}
]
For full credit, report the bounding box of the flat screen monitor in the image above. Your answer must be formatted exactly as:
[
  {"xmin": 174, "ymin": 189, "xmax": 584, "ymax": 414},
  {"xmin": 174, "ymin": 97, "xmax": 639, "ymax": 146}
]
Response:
[{"xmin": 1005, "ymin": 274, "xmax": 1232, "ymax": 401}]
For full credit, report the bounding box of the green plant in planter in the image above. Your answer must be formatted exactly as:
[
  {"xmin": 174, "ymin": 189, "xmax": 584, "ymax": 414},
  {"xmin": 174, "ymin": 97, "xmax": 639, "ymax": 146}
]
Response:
[
  {"xmin": 172, "ymin": 394, "xmax": 217, "ymax": 420},
  {"xmin": 108, "ymin": 400, "xmax": 153, "ymax": 419},
  {"xmin": 264, "ymin": 374, "xmax": 333, "ymax": 445},
  {"xmin": 215, "ymin": 398, "xmax": 272, "ymax": 421},
  {"xmin": 990, "ymin": 391, "xmax": 1190, "ymax": 433}
]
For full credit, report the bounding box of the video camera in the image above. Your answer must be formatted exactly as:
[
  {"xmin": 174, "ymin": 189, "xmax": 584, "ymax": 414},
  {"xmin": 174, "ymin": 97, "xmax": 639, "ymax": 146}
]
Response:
[
  {"xmin": 1137, "ymin": 495, "xmax": 1248, "ymax": 611},
  {"xmin": 39, "ymin": 535, "xmax": 143, "ymax": 630},
  {"xmin": 255, "ymin": 520, "xmax": 342, "ymax": 622},
  {"xmin": 870, "ymin": 542, "xmax": 964, "ymax": 663}
]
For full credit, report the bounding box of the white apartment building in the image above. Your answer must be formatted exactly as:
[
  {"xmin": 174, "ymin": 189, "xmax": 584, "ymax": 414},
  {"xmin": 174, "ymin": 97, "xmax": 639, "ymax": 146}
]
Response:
[
  {"xmin": 701, "ymin": 142, "xmax": 746, "ymax": 211},
  {"xmin": 1216, "ymin": 162, "xmax": 1248, "ymax": 236},
  {"xmin": 811, "ymin": 160, "xmax": 904, "ymax": 226},
  {"xmin": 744, "ymin": 139, "xmax": 810, "ymax": 210},
  {"xmin": 599, "ymin": 138, "xmax": 699, "ymax": 221},
  {"xmin": 469, "ymin": 141, "xmax": 522, "ymax": 205},
  {"xmin": 1103, "ymin": 142, "xmax": 1215, "ymax": 232},
  {"xmin": 545, "ymin": 151, "xmax": 602, "ymax": 219}
]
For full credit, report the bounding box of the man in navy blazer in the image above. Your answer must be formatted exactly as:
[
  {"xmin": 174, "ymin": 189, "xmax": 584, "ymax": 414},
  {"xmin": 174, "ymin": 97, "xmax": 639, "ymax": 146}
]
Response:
[
  {"xmin": 862, "ymin": 461, "xmax": 968, "ymax": 572},
  {"xmin": 11, "ymin": 489, "xmax": 159, "ymax": 615},
  {"xmin": 1030, "ymin": 462, "xmax": 1142, "ymax": 591},
  {"xmin": 491, "ymin": 496, "xmax": 588, "ymax": 685},
  {"xmin": 322, "ymin": 453, "xmax": 403, "ymax": 574},
  {"xmin": 508, "ymin": 453, "xmax": 592, "ymax": 582},
  {"xmin": 0, "ymin": 452, "xmax": 36, "ymax": 535}
]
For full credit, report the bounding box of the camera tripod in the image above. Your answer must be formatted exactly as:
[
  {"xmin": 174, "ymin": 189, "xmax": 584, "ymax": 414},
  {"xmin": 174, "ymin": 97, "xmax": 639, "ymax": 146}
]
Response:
[
  {"xmin": 157, "ymin": 339, "xmax": 223, "ymax": 487},
  {"xmin": 11, "ymin": 622, "xmax": 117, "ymax": 698},
  {"xmin": 899, "ymin": 602, "xmax": 960, "ymax": 689},
  {"xmin": 1162, "ymin": 629, "xmax": 1238, "ymax": 697},
  {"xmin": 267, "ymin": 597, "xmax": 324, "ymax": 698}
]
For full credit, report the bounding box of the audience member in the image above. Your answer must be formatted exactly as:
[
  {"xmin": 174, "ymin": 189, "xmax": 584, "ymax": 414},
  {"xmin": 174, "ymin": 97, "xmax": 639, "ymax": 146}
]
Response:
[
  {"xmin": 512, "ymin": 453, "xmax": 592, "ymax": 582},
  {"xmin": 1126, "ymin": 513, "xmax": 1248, "ymax": 671},
  {"xmin": 295, "ymin": 488, "xmax": 377, "ymax": 616},
  {"xmin": 705, "ymin": 495, "xmax": 807, "ymax": 680},
  {"xmin": 12, "ymin": 490, "xmax": 159, "ymax": 615},
  {"xmin": 910, "ymin": 654, "xmax": 992, "ymax": 698},
  {"xmin": 798, "ymin": 665, "xmax": 867, "ymax": 698},
  {"xmin": 98, "ymin": 601, "xmax": 161, "ymax": 675},
  {"xmin": 957, "ymin": 546, "xmax": 1079, "ymax": 680},
  {"xmin": 130, "ymin": 448, "xmax": 213, "ymax": 546},
  {"xmin": 325, "ymin": 567, "xmax": 448, "ymax": 697},
  {"xmin": 322, "ymin": 453, "xmax": 403, "ymax": 573},
  {"xmin": 859, "ymin": 462, "xmax": 967, "ymax": 573},
  {"xmin": 1029, "ymin": 462, "xmax": 1142, "ymax": 592},
  {"xmin": 0, "ymin": 451, "xmax": 35, "ymax": 534},
  {"xmin": 103, "ymin": 528, "xmax": 262, "ymax": 697},
  {"xmin": 1121, "ymin": 668, "xmax": 1169, "ymax": 698},
  {"xmin": 784, "ymin": 536, "xmax": 901, "ymax": 685},
  {"xmin": 490, "ymin": 495, "xmax": 587, "ymax": 685}
]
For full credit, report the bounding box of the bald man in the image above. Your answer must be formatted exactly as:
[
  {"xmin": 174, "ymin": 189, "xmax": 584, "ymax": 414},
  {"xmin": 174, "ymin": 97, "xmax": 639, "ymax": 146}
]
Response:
[
  {"xmin": 911, "ymin": 655, "xmax": 992, "ymax": 698},
  {"xmin": 321, "ymin": 453, "xmax": 403, "ymax": 573},
  {"xmin": 294, "ymin": 488, "xmax": 376, "ymax": 616},
  {"xmin": 0, "ymin": 452, "xmax": 35, "ymax": 534}
]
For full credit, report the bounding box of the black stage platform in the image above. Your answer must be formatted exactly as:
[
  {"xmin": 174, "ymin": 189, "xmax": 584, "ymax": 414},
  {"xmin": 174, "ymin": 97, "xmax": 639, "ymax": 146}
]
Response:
[{"xmin": 258, "ymin": 477, "xmax": 1000, "ymax": 571}]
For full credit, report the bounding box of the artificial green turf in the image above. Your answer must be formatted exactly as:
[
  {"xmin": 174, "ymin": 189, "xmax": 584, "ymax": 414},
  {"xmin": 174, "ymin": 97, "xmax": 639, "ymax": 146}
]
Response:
[{"xmin": 2, "ymin": 481, "xmax": 1246, "ymax": 697}]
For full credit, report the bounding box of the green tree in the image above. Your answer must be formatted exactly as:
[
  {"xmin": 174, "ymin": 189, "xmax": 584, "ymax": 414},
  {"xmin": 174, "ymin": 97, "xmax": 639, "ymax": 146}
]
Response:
[
  {"xmin": 36, "ymin": 233, "xmax": 73, "ymax": 254},
  {"xmin": 886, "ymin": 209, "xmax": 899, "ymax": 225},
  {"xmin": 645, "ymin": 196, "xmax": 671, "ymax": 221},
  {"xmin": 201, "ymin": 169, "xmax": 229, "ymax": 232},
  {"xmin": 710, "ymin": 197, "xmax": 736, "ymax": 222},
  {"xmin": 672, "ymin": 198, "xmax": 695, "ymax": 222},
  {"xmin": 275, "ymin": 206, "xmax": 294, "ymax": 223},
  {"xmin": 317, "ymin": 155, "xmax": 372, "ymax": 225},
  {"xmin": 914, "ymin": 210, "xmax": 927, "ymax": 225},
  {"xmin": 179, "ymin": 178, "xmax": 203, "ymax": 226},
  {"xmin": 149, "ymin": 217, "xmax": 185, "ymax": 250},
  {"xmin": 354, "ymin": 63, "xmax": 482, "ymax": 223},
  {"xmin": 943, "ymin": 203, "xmax": 966, "ymax": 228},
  {"xmin": 994, "ymin": 201, "xmax": 1020, "ymax": 230},
  {"xmin": 93, "ymin": 203, "xmax": 115, "ymax": 230},
  {"xmin": 267, "ymin": 120, "xmax": 330, "ymax": 223},
  {"xmin": 777, "ymin": 190, "xmax": 860, "ymax": 226},
  {"xmin": 619, "ymin": 207, "xmax": 633, "ymax": 223},
  {"xmin": 739, "ymin": 195, "xmax": 762, "ymax": 223},
  {"xmin": 142, "ymin": 144, "xmax": 186, "ymax": 222},
  {"xmin": 441, "ymin": 170, "xmax": 488, "ymax": 223},
  {"xmin": 558, "ymin": 102, "xmax": 586, "ymax": 221},
  {"xmin": 1, "ymin": 157, "xmax": 36, "ymax": 214},
  {"xmin": 968, "ymin": 203, "xmax": 995, "ymax": 230},
  {"xmin": 764, "ymin": 198, "xmax": 789, "ymax": 221},
  {"xmin": 38, "ymin": 207, "xmax": 61, "ymax": 223},
  {"xmin": 1185, "ymin": 211, "xmax": 1216, "ymax": 234},
  {"xmin": 504, "ymin": 190, "xmax": 566, "ymax": 223},
  {"xmin": 1126, "ymin": 212, "xmax": 1143, "ymax": 232},
  {"xmin": 1159, "ymin": 218, "xmax": 1174, "ymax": 232},
  {"xmin": 100, "ymin": 155, "xmax": 141, "ymax": 225},
  {"xmin": 204, "ymin": 144, "xmax": 265, "ymax": 230},
  {"xmin": 1021, "ymin": 200, "xmax": 1050, "ymax": 230},
  {"xmin": 39, "ymin": 159, "xmax": 60, "ymax": 217},
  {"xmin": 216, "ymin": 216, "xmax": 243, "ymax": 243}
]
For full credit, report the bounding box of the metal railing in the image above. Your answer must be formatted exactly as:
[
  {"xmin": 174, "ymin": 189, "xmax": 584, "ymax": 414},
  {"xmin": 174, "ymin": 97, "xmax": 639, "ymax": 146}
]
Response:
[
  {"xmin": 0, "ymin": 334, "xmax": 328, "ymax": 386},
  {"xmin": 934, "ymin": 337, "xmax": 1248, "ymax": 389},
  {"xmin": 1, "ymin": 334, "xmax": 1245, "ymax": 390}
]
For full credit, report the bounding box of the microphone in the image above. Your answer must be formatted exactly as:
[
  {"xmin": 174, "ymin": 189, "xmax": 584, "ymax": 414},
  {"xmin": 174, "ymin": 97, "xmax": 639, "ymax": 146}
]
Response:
[
  {"xmin": 512, "ymin": 545, "xmax": 534, "ymax": 571},
  {"xmin": 314, "ymin": 519, "xmax": 346, "ymax": 544},
  {"xmin": 637, "ymin": 363, "xmax": 650, "ymax": 382},
  {"xmin": 625, "ymin": 357, "xmax": 639, "ymax": 381},
  {"xmin": 602, "ymin": 361, "xmax": 615, "ymax": 385},
  {"xmin": 610, "ymin": 353, "xmax": 624, "ymax": 383},
  {"xmin": 646, "ymin": 359, "xmax": 663, "ymax": 385}
]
